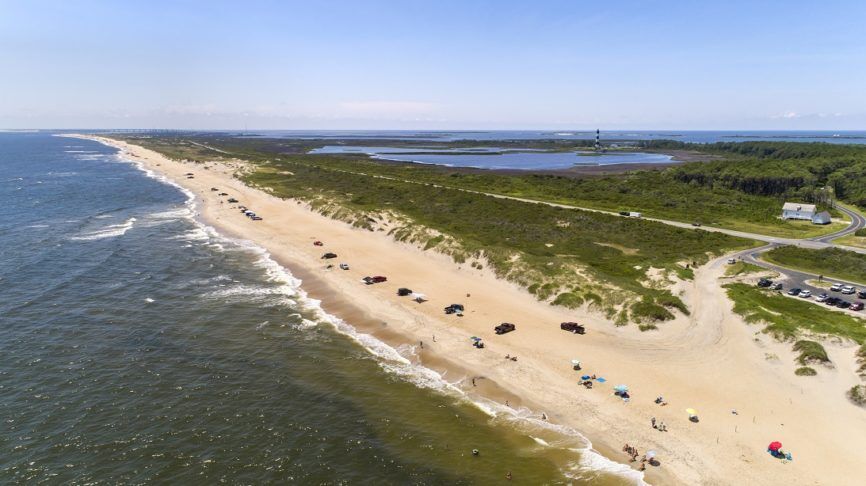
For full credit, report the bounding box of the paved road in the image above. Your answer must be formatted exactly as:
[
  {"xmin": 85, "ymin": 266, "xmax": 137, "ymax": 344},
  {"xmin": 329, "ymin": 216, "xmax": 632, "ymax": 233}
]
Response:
[{"xmin": 730, "ymin": 203, "xmax": 866, "ymax": 311}]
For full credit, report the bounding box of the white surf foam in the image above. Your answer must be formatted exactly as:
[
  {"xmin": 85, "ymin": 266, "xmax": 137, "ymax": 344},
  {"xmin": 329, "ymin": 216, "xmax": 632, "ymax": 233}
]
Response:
[{"xmin": 69, "ymin": 217, "xmax": 137, "ymax": 241}]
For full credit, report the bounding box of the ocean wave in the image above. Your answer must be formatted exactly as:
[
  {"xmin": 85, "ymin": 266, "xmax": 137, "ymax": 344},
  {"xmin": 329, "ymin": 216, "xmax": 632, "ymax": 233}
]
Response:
[{"xmin": 69, "ymin": 217, "xmax": 136, "ymax": 241}]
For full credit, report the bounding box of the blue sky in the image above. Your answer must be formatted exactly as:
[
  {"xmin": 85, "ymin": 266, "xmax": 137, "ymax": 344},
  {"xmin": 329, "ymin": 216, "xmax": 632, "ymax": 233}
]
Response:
[{"xmin": 1, "ymin": 0, "xmax": 864, "ymax": 129}]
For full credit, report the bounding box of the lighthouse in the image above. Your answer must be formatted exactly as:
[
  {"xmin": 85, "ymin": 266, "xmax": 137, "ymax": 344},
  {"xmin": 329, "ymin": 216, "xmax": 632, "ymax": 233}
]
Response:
[{"xmin": 594, "ymin": 129, "xmax": 601, "ymax": 151}]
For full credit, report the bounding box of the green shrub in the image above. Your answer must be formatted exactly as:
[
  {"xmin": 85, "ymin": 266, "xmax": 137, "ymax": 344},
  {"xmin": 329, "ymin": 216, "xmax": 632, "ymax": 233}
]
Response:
[
  {"xmin": 631, "ymin": 298, "xmax": 675, "ymax": 322},
  {"xmin": 848, "ymin": 385, "xmax": 866, "ymax": 406},
  {"xmin": 794, "ymin": 366, "xmax": 817, "ymax": 376},
  {"xmin": 793, "ymin": 340, "xmax": 830, "ymax": 365},
  {"xmin": 552, "ymin": 292, "xmax": 584, "ymax": 309}
]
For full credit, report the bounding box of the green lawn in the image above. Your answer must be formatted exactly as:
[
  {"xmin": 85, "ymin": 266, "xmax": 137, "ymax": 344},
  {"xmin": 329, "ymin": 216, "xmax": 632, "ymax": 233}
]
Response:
[
  {"xmin": 833, "ymin": 233, "xmax": 866, "ymax": 249},
  {"xmin": 762, "ymin": 246, "xmax": 866, "ymax": 285},
  {"xmin": 724, "ymin": 283, "xmax": 866, "ymax": 343}
]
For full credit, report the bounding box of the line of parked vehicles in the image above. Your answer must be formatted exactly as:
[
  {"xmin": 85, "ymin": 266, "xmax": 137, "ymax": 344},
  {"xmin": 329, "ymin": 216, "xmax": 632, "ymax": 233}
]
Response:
[{"xmin": 758, "ymin": 278, "xmax": 865, "ymax": 311}]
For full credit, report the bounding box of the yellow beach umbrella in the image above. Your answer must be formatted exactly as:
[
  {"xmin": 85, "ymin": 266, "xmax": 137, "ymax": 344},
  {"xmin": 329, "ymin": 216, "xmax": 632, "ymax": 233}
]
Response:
[{"xmin": 686, "ymin": 408, "xmax": 698, "ymax": 416}]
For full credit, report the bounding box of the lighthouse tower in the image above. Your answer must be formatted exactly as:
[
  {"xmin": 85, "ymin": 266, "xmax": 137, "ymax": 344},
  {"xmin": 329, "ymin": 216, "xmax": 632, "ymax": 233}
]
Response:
[{"xmin": 594, "ymin": 129, "xmax": 601, "ymax": 151}]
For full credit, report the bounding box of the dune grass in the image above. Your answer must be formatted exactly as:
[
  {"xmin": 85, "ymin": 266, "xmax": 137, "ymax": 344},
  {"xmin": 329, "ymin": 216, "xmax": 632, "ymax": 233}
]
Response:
[
  {"xmin": 724, "ymin": 261, "xmax": 766, "ymax": 277},
  {"xmin": 724, "ymin": 283, "xmax": 866, "ymax": 343},
  {"xmin": 792, "ymin": 340, "xmax": 830, "ymax": 365},
  {"xmin": 241, "ymin": 160, "xmax": 754, "ymax": 324}
]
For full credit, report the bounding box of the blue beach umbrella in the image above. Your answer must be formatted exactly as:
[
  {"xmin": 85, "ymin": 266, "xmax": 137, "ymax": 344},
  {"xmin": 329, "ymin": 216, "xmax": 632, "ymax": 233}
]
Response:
[
  {"xmin": 613, "ymin": 384, "xmax": 629, "ymax": 393},
  {"xmin": 581, "ymin": 375, "xmax": 591, "ymax": 380}
]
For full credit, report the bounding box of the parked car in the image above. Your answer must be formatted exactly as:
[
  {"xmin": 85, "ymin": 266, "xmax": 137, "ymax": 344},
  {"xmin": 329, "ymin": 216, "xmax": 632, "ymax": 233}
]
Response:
[
  {"xmin": 321, "ymin": 252, "xmax": 337, "ymax": 259},
  {"xmin": 858, "ymin": 290, "xmax": 866, "ymax": 299},
  {"xmin": 837, "ymin": 300, "xmax": 851, "ymax": 309},
  {"xmin": 772, "ymin": 283, "xmax": 783, "ymax": 291},
  {"xmin": 692, "ymin": 222, "xmax": 702, "ymax": 227},
  {"xmin": 826, "ymin": 297, "xmax": 841, "ymax": 306},
  {"xmin": 757, "ymin": 278, "xmax": 772, "ymax": 288},
  {"xmin": 362, "ymin": 276, "xmax": 387, "ymax": 284},
  {"xmin": 251, "ymin": 216, "xmax": 262, "ymax": 221},
  {"xmin": 727, "ymin": 258, "xmax": 737, "ymax": 264},
  {"xmin": 830, "ymin": 283, "xmax": 842, "ymax": 292},
  {"xmin": 227, "ymin": 198, "xmax": 238, "ymax": 203},
  {"xmin": 841, "ymin": 285, "xmax": 856, "ymax": 295},
  {"xmin": 313, "ymin": 241, "xmax": 324, "ymax": 246},
  {"xmin": 494, "ymin": 322, "xmax": 516, "ymax": 335},
  {"xmin": 397, "ymin": 287, "xmax": 413, "ymax": 296},
  {"xmin": 444, "ymin": 304, "xmax": 465, "ymax": 315},
  {"xmin": 339, "ymin": 263, "xmax": 349, "ymax": 270},
  {"xmin": 560, "ymin": 322, "xmax": 586, "ymax": 334},
  {"xmin": 850, "ymin": 302, "xmax": 864, "ymax": 311},
  {"xmin": 799, "ymin": 290, "xmax": 812, "ymax": 298},
  {"xmin": 815, "ymin": 293, "xmax": 829, "ymax": 302},
  {"xmin": 787, "ymin": 288, "xmax": 801, "ymax": 296}
]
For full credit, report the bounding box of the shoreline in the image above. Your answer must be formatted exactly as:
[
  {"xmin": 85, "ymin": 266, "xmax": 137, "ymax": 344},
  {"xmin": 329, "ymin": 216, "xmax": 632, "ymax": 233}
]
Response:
[{"xmin": 71, "ymin": 134, "xmax": 866, "ymax": 486}]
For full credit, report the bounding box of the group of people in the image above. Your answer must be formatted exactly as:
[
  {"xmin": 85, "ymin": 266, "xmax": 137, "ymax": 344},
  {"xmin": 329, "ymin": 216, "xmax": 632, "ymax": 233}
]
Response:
[
  {"xmin": 622, "ymin": 444, "xmax": 653, "ymax": 471},
  {"xmin": 651, "ymin": 416, "xmax": 668, "ymax": 432}
]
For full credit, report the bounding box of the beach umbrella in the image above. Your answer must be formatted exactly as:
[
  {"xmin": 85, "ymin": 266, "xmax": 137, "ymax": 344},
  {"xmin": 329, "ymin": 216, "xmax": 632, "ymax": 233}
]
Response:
[
  {"xmin": 613, "ymin": 385, "xmax": 629, "ymax": 393},
  {"xmin": 581, "ymin": 375, "xmax": 591, "ymax": 380},
  {"xmin": 686, "ymin": 408, "xmax": 698, "ymax": 416},
  {"xmin": 596, "ymin": 377, "xmax": 607, "ymax": 383},
  {"xmin": 470, "ymin": 336, "xmax": 481, "ymax": 341},
  {"xmin": 646, "ymin": 450, "xmax": 657, "ymax": 459},
  {"xmin": 571, "ymin": 359, "xmax": 581, "ymax": 365},
  {"xmin": 768, "ymin": 441, "xmax": 782, "ymax": 452}
]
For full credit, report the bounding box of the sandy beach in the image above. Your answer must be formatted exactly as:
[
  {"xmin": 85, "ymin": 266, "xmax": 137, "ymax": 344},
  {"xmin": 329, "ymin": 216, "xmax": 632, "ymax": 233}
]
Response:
[{"xmin": 78, "ymin": 135, "xmax": 866, "ymax": 485}]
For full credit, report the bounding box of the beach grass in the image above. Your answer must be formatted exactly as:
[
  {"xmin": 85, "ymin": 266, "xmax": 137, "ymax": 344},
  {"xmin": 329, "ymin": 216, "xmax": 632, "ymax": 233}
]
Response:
[
  {"xmin": 724, "ymin": 261, "xmax": 766, "ymax": 277},
  {"xmin": 724, "ymin": 283, "xmax": 866, "ymax": 343},
  {"xmin": 762, "ymin": 246, "xmax": 866, "ymax": 285},
  {"xmin": 243, "ymin": 160, "xmax": 754, "ymax": 323},
  {"xmin": 792, "ymin": 340, "xmax": 830, "ymax": 365}
]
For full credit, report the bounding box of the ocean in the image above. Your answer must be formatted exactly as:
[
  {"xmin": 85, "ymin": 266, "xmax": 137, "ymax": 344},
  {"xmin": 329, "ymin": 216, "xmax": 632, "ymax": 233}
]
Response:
[{"xmin": 0, "ymin": 132, "xmax": 636, "ymax": 484}]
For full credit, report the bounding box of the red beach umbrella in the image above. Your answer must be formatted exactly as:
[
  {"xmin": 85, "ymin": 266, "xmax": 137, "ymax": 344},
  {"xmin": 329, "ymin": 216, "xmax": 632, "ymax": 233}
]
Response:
[{"xmin": 768, "ymin": 441, "xmax": 782, "ymax": 452}]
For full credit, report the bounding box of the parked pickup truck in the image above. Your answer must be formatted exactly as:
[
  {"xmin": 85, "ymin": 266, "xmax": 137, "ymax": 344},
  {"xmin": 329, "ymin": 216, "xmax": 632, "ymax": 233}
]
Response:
[{"xmin": 494, "ymin": 322, "xmax": 516, "ymax": 335}]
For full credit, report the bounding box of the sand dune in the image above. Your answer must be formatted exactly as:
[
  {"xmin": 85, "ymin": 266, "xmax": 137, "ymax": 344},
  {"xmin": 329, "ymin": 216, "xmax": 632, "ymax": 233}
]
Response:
[{"xmin": 79, "ymin": 135, "xmax": 866, "ymax": 486}]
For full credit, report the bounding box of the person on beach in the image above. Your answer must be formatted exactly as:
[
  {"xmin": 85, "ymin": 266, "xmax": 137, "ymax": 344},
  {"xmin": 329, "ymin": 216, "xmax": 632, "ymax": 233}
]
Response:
[
  {"xmin": 623, "ymin": 444, "xmax": 629, "ymax": 453},
  {"xmin": 652, "ymin": 417, "xmax": 657, "ymax": 428},
  {"xmin": 542, "ymin": 413, "xmax": 547, "ymax": 420},
  {"xmin": 472, "ymin": 378, "xmax": 476, "ymax": 387},
  {"xmin": 419, "ymin": 341, "xmax": 424, "ymax": 349}
]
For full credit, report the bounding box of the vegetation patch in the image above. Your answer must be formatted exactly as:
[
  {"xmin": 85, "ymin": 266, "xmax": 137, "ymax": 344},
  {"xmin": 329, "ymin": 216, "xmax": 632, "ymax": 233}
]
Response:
[
  {"xmin": 794, "ymin": 366, "xmax": 817, "ymax": 376},
  {"xmin": 848, "ymin": 385, "xmax": 866, "ymax": 406},
  {"xmin": 724, "ymin": 261, "xmax": 766, "ymax": 277},
  {"xmin": 763, "ymin": 246, "xmax": 866, "ymax": 284},
  {"xmin": 552, "ymin": 292, "xmax": 584, "ymax": 309},
  {"xmin": 724, "ymin": 283, "xmax": 866, "ymax": 342},
  {"xmin": 792, "ymin": 340, "xmax": 830, "ymax": 366}
]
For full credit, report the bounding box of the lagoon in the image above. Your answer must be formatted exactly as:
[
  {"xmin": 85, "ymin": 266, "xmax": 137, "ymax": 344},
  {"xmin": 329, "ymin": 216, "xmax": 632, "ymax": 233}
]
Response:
[{"xmin": 308, "ymin": 145, "xmax": 673, "ymax": 170}]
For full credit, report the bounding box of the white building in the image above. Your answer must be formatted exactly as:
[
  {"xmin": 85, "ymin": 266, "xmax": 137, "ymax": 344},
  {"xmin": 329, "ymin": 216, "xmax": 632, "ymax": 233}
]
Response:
[
  {"xmin": 781, "ymin": 202, "xmax": 816, "ymax": 221},
  {"xmin": 811, "ymin": 211, "xmax": 831, "ymax": 225}
]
